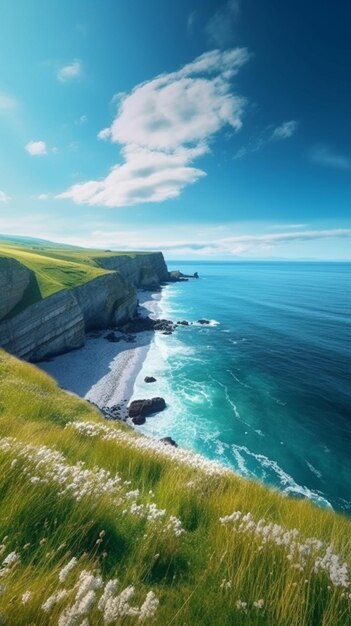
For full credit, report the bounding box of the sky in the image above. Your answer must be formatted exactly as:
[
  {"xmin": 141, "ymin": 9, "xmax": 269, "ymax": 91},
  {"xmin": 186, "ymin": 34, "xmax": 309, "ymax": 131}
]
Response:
[{"xmin": 0, "ymin": 0, "xmax": 350, "ymax": 260}]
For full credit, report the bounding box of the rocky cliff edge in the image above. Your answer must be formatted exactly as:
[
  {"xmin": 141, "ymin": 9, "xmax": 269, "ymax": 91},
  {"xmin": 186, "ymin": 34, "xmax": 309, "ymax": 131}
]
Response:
[{"xmin": 0, "ymin": 252, "xmax": 168, "ymax": 361}]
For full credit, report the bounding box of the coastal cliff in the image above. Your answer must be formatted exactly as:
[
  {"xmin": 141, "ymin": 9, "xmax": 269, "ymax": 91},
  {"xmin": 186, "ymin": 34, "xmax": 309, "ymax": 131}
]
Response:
[
  {"xmin": 0, "ymin": 257, "xmax": 32, "ymax": 320},
  {"xmin": 94, "ymin": 251, "xmax": 169, "ymax": 288},
  {"xmin": 0, "ymin": 251, "xmax": 167, "ymax": 361}
]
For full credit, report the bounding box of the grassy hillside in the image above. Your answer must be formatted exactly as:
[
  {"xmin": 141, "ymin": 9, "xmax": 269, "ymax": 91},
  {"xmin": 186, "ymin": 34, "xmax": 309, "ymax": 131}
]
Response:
[
  {"xmin": 0, "ymin": 349, "xmax": 350, "ymax": 625},
  {"xmin": 0, "ymin": 236, "xmax": 150, "ymax": 317}
]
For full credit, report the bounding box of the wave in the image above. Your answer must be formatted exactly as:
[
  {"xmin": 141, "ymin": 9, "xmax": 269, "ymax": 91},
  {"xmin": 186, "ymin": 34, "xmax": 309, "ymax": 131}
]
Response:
[{"xmin": 231, "ymin": 443, "xmax": 333, "ymax": 510}]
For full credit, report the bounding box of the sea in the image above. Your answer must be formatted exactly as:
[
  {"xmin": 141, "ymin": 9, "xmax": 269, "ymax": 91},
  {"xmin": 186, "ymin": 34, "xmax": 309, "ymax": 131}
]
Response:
[{"xmin": 132, "ymin": 261, "xmax": 351, "ymax": 514}]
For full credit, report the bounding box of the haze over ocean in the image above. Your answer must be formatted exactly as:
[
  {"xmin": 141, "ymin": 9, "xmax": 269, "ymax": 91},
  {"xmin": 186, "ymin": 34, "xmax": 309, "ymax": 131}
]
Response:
[{"xmin": 132, "ymin": 261, "xmax": 351, "ymax": 513}]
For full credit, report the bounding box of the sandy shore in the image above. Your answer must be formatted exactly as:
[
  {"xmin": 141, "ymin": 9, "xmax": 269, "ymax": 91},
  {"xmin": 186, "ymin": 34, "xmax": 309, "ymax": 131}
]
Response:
[{"xmin": 38, "ymin": 291, "xmax": 161, "ymax": 418}]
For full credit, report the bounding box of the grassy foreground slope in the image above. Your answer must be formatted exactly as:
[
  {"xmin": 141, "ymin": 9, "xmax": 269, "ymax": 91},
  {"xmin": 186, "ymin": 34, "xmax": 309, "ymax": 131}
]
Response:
[{"xmin": 0, "ymin": 350, "xmax": 350, "ymax": 625}]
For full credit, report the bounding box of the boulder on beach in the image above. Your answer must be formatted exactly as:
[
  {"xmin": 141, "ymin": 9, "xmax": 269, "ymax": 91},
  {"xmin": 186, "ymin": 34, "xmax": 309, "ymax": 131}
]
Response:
[
  {"xmin": 144, "ymin": 376, "xmax": 156, "ymax": 383},
  {"xmin": 128, "ymin": 397, "xmax": 166, "ymax": 418},
  {"xmin": 160, "ymin": 436, "xmax": 177, "ymax": 447},
  {"xmin": 132, "ymin": 414, "xmax": 146, "ymax": 425}
]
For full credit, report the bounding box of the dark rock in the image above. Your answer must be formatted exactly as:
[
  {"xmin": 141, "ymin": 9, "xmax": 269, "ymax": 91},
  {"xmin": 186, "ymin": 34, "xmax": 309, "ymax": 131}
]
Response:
[
  {"xmin": 104, "ymin": 331, "xmax": 118, "ymax": 342},
  {"xmin": 132, "ymin": 414, "xmax": 146, "ymax": 425},
  {"xmin": 144, "ymin": 376, "xmax": 156, "ymax": 383},
  {"xmin": 160, "ymin": 436, "xmax": 178, "ymax": 447},
  {"xmin": 125, "ymin": 334, "xmax": 136, "ymax": 343},
  {"xmin": 118, "ymin": 316, "xmax": 175, "ymax": 335},
  {"xmin": 162, "ymin": 331, "xmax": 172, "ymax": 335},
  {"xmin": 177, "ymin": 320, "xmax": 189, "ymax": 326},
  {"xmin": 167, "ymin": 270, "xmax": 199, "ymax": 282},
  {"xmin": 197, "ymin": 319, "xmax": 210, "ymax": 325},
  {"xmin": 128, "ymin": 397, "xmax": 166, "ymax": 418},
  {"xmin": 100, "ymin": 405, "xmax": 123, "ymax": 420}
]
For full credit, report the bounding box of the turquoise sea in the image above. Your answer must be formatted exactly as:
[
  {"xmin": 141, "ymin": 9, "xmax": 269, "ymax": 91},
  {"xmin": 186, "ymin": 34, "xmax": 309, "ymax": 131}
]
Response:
[{"xmin": 132, "ymin": 261, "xmax": 351, "ymax": 513}]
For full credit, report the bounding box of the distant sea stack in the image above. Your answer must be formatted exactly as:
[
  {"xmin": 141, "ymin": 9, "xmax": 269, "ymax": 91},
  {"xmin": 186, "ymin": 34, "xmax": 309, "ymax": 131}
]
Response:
[{"xmin": 0, "ymin": 252, "xmax": 169, "ymax": 362}]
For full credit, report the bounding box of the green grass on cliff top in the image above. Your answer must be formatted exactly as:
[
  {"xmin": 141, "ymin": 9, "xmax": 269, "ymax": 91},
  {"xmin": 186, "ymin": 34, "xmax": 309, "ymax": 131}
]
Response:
[
  {"xmin": 0, "ymin": 348, "xmax": 350, "ymax": 625},
  {"xmin": 0, "ymin": 236, "xmax": 156, "ymax": 316}
]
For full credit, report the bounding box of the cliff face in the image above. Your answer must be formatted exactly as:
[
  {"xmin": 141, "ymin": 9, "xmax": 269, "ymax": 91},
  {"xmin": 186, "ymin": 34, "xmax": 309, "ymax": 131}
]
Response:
[
  {"xmin": 0, "ymin": 257, "xmax": 32, "ymax": 320},
  {"xmin": 95, "ymin": 252, "xmax": 169, "ymax": 288},
  {"xmin": 0, "ymin": 289, "xmax": 85, "ymax": 361},
  {"xmin": 0, "ymin": 252, "xmax": 168, "ymax": 362},
  {"xmin": 74, "ymin": 272, "xmax": 136, "ymax": 329}
]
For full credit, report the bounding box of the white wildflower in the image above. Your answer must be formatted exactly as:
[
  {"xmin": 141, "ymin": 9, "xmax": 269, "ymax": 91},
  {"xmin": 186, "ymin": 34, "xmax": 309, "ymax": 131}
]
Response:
[
  {"xmin": 253, "ymin": 598, "xmax": 264, "ymax": 609},
  {"xmin": 102, "ymin": 585, "xmax": 137, "ymax": 623},
  {"xmin": 59, "ymin": 557, "xmax": 78, "ymax": 582},
  {"xmin": 138, "ymin": 591, "xmax": 159, "ymax": 620},
  {"xmin": 42, "ymin": 589, "xmax": 68, "ymax": 613},
  {"xmin": 220, "ymin": 579, "xmax": 232, "ymax": 589},
  {"xmin": 236, "ymin": 599, "xmax": 247, "ymax": 612},
  {"xmin": 98, "ymin": 579, "xmax": 119, "ymax": 612},
  {"xmin": 21, "ymin": 591, "xmax": 32, "ymax": 604},
  {"xmin": 2, "ymin": 551, "xmax": 19, "ymax": 567}
]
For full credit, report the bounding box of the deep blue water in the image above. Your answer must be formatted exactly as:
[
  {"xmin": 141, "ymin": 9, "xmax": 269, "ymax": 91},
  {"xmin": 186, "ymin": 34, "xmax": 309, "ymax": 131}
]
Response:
[{"xmin": 132, "ymin": 262, "xmax": 351, "ymax": 513}]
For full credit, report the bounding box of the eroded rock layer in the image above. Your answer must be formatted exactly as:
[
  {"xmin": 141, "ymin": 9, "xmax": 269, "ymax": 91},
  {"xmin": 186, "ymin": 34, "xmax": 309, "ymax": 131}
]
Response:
[{"xmin": 0, "ymin": 252, "xmax": 167, "ymax": 361}]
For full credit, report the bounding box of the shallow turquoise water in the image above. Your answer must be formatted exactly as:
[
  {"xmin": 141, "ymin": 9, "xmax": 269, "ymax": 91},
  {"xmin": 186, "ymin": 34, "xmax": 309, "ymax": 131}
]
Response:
[{"xmin": 132, "ymin": 262, "xmax": 351, "ymax": 513}]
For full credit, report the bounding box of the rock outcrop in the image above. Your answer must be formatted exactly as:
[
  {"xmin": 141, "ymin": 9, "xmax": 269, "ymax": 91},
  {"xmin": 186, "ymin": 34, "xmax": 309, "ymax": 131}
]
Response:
[
  {"xmin": 0, "ymin": 257, "xmax": 32, "ymax": 320},
  {"xmin": 0, "ymin": 252, "xmax": 168, "ymax": 362},
  {"xmin": 128, "ymin": 397, "xmax": 166, "ymax": 420}
]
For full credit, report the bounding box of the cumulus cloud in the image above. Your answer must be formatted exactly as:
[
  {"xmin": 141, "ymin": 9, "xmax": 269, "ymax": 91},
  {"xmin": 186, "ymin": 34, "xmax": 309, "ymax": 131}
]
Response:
[
  {"xmin": 57, "ymin": 59, "xmax": 82, "ymax": 82},
  {"xmin": 310, "ymin": 145, "xmax": 351, "ymax": 171},
  {"xmin": 25, "ymin": 140, "xmax": 47, "ymax": 156},
  {"xmin": 206, "ymin": 1, "xmax": 240, "ymax": 47},
  {"xmin": 0, "ymin": 190, "xmax": 11, "ymax": 203},
  {"xmin": 59, "ymin": 48, "xmax": 250, "ymax": 207}
]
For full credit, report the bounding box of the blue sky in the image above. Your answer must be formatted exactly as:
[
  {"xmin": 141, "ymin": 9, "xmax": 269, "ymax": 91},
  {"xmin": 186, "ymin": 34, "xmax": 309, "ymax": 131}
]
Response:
[{"xmin": 0, "ymin": 0, "xmax": 350, "ymax": 259}]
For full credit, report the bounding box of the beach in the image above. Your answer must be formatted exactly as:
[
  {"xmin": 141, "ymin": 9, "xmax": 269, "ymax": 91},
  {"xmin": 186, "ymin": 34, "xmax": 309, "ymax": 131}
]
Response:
[{"xmin": 38, "ymin": 290, "xmax": 161, "ymax": 419}]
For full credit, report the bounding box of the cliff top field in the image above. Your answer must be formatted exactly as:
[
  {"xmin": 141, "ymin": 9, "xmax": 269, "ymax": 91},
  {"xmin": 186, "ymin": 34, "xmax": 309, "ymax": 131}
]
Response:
[
  {"xmin": 0, "ymin": 348, "xmax": 350, "ymax": 625},
  {"xmin": 0, "ymin": 236, "xmax": 157, "ymax": 317}
]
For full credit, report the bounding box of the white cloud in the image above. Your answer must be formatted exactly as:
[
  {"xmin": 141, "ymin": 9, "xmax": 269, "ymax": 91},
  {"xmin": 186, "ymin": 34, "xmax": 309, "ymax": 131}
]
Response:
[
  {"xmin": 37, "ymin": 193, "xmax": 50, "ymax": 200},
  {"xmin": 0, "ymin": 92, "xmax": 18, "ymax": 112},
  {"xmin": 59, "ymin": 48, "xmax": 250, "ymax": 207},
  {"xmin": 76, "ymin": 114, "xmax": 87, "ymax": 125},
  {"xmin": 60, "ymin": 145, "xmax": 207, "ymax": 207},
  {"xmin": 25, "ymin": 140, "xmax": 47, "ymax": 156},
  {"xmin": 0, "ymin": 190, "xmax": 11, "ymax": 203},
  {"xmin": 235, "ymin": 119, "xmax": 298, "ymax": 158},
  {"xmin": 57, "ymin": 226, "xmax": 351, "ymax": 257},
  {"xmin": 310, "ymin": 145, "xmax": 351, "ymax": 171},
  {"xmin": 206, "ymin": 1, "xmax": 240, "ymax": 47},
  {"xmin": 97, "ymin": 127, "xmax": 111, "ymax": 140},
  {"xmin": 57, "ymin": 59, "xmax": 82, "ymax": 82},
  {"xmin": 271, "ymin": 120, "xmax": 299, "ymax": 140},
  {"xmin": 187, "ymin": 11, "xmax": 196, "ymax": 34}
]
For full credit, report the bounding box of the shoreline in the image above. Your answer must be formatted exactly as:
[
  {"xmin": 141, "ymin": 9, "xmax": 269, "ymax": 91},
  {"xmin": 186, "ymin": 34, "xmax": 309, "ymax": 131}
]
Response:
[{"xmin": 38, "ymin": 289, "xmax": 163, "ymax": 421}]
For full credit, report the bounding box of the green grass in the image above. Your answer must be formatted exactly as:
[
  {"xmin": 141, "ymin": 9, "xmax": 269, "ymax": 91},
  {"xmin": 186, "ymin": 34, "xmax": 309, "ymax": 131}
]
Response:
[
  {"xmin": 0, "ymin": 349, "xmax": 350, "ymax": 625},
  {"xmin": 0, "ymin": 238, "xmax": 158, "ymax": 312}
]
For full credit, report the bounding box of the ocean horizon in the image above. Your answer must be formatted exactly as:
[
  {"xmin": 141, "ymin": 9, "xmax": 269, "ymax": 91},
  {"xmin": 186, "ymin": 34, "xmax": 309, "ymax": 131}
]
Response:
[{"xmin": 132, "ymin": 260, "xmax": 351, "ymax": 513}]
